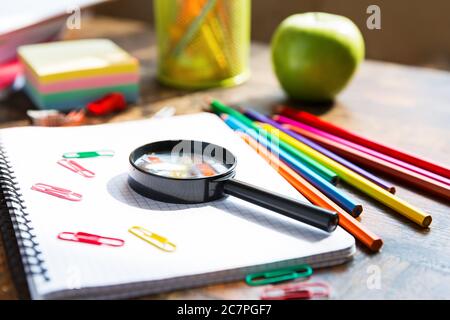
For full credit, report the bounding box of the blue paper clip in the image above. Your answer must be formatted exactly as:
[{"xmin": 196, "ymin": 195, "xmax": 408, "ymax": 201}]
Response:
[{"xmin": 245, "ymin": 264, "xmax": 313, "ymax": 286}]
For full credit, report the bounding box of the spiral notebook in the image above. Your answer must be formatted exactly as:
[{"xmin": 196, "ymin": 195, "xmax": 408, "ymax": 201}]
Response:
[{"xmin": 0, "ymin": 112, "xmax": 355, "ymax": 299}]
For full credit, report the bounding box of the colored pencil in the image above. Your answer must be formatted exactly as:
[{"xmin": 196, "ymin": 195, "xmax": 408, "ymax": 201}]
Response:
[
  {"xmin": 210, "ymin": 99, "xmax": 339, "ymax": 184},
  {"xmin": 276, "ymin": 116, "xmax": 450, "ymax": 200},
  {"xmin": 276, "ymin": 115, "xmax": 450, "ymax": 186},
  {"xmin": 264, "ymin": 124, "xmax": 432, "ymax": 227},
  {"xmin": 238, "ymin": 132, "xmax": 383, "ymax": 252},
  {"xmin": 278, "ymin": 106, "xmax": 450, "ymax": 180},
  {"xmin": 221, "ymin": 114, "xmax": 363, "ymax": 216},
  {"xmin": 211, "ymin": 99, "xmax": 261, "ymax": 130},
  {"xmin": 243, "ymin": 108, "xmax": 396, "ymax": 194}
]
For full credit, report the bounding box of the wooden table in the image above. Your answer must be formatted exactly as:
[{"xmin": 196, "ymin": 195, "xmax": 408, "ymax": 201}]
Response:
[{"xmin": 1, "ymin": 17, "xmax": 449, "ymax": 300}]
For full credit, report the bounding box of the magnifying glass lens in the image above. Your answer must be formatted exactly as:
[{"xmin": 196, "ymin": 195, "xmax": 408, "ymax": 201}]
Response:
[{"xmin": 134, "ymin": 151, "xmax": 229, "ymax": 179}]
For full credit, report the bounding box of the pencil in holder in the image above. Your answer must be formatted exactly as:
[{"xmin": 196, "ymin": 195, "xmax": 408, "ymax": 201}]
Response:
[{"xmin": 154, "ymin": 0, "xmax": 251, "ymax": 89}]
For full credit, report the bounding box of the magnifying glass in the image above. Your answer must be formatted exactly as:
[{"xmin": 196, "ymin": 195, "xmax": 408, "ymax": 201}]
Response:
[{"xmin": 128, "ymin": 140, "xmax": 339, "ymax": 232}]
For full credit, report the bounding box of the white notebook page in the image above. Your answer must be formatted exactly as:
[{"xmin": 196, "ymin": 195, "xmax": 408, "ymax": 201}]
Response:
[{"xmin": 0, "ymin": 113, "xmax": 354, "ymax": 298}]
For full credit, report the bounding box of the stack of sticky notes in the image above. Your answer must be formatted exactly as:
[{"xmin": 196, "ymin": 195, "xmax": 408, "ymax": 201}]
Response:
[{"xmin": 18, "ymin": 39, "xmax": 139, "ymax": 110}]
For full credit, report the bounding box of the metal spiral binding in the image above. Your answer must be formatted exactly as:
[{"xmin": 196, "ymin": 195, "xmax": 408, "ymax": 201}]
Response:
[{"xmin": 0, "ymin": 143, "xmax": 49, "ymax": 299}]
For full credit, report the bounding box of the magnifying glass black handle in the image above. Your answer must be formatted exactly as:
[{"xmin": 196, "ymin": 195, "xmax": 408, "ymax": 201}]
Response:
[{"xmin": 223, "ymin": 179, "xmax": 339, "ymax": 232}]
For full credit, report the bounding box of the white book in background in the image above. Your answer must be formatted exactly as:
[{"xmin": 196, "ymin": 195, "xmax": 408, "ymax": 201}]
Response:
[
  {"xmin": 0, "ymin": 112, "xmax": 355, "ymax": 299},
  {"xmin": 0, "ymin": 0, "xmax": 108, "ymax": 63}
]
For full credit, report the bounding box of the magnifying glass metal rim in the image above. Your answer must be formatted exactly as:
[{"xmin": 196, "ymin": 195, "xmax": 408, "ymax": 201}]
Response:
[{"xmin": 129, "ymin": 139, "xmax": 237, "ymax": 181}]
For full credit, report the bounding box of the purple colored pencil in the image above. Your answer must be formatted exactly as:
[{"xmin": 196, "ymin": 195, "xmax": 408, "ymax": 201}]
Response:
[{"xmin": 243, "ymin": 108, "xmax": 396, "ymax": 194}]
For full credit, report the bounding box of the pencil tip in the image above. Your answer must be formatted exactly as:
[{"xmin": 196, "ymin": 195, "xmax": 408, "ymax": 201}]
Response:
[
  {"xmin": 274, "ymin": 105, "xmax": 284, "ymax": 114},
  {"xmin": 204, "ymin": 96, "xmax": 214, "ymax": 105},
  {"xmin": 353, "ymin": 205, "xmax": 363, "ymax": 217},
  {"xmin": 220, "ymin": 114, "xmax": 229, "ymax": 120},
  {"xmin": 423, "ymin": 216, "xmax": 432, "ymax": 228},
  {"xmin": 371, "ymin": 239, "xmax": 384, "ymax": 252}
]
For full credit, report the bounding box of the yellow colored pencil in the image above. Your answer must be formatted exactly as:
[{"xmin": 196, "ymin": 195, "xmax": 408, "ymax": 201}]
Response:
[{"xmin": 260, "ymin": 123, "xmax": 432, "ymax": 228}]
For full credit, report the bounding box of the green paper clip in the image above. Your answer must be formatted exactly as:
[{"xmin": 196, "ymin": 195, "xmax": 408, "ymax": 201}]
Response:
[
  {"xmin": 245, "ymin": 264, "xmax": 313, "ymax": 286},
  {"xmin": 63, "ymin": 150, "xmax": 115, "ymax": 159}
]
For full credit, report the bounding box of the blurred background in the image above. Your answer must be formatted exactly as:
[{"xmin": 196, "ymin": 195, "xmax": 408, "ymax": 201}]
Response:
[{"xmin": 95, "ymin": 0, "xmax": 450, "ymax": 71}]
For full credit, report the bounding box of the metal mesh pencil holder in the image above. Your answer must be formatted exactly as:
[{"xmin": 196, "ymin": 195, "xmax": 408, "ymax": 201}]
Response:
[{"xmin": 154, "ymin": 0, "xmax": 251, "ymax": 89}]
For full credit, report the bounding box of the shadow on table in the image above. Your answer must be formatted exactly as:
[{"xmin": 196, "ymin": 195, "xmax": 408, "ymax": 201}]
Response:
[{"xmin": 237, "ymin": 96, "xmax": 336, "ymax": 116}]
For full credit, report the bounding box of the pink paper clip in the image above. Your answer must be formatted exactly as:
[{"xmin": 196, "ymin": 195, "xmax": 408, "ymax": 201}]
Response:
[
  {"xmin": 58, "ymin": 232, "xmax": 124, "ymax": 247},
  {"xmin": 57, "ymin": 159, "xmax": 95, "ymax": 178},
  {"xmin": 260, "ymin": 281, "xmax": 330, "ymax": 300},
  {"xmin": 31, "ymin": 183, "xmax": 82, "ymax": 201}
]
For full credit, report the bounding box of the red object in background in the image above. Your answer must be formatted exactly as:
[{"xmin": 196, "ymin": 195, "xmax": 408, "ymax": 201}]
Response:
[
  {"xmin": 0, "ymin": 58, "xmax": 23, "ymax": 90},
  {"xmin": 87, "ymin": 92, "xmax": 127, "ymax": 116}
]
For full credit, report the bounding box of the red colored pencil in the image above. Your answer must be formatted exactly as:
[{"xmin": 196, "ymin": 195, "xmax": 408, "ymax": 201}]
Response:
[
  {"xmin": 238, "ymin": 132, "xmax": 383, "ymax": 252},
  {"xmin": 277, "ymin": 121, "xmax": 450, "ymax": 200},
  {"xmin": 275, "ymin": 115, "xmax": 450, "ymax": 186},
  {"xmin": 278, "ymin": 106, "xmax": 450, "ymax": 180}
]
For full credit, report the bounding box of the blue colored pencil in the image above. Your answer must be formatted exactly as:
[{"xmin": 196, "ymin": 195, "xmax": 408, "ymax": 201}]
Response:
[
  {"xmin": 210, "ymin": 100, "xmax": 338, "ymax": 184},
  {"xmin": 221, "ymin": 114, "xmax": 363, "ymax": 217}
]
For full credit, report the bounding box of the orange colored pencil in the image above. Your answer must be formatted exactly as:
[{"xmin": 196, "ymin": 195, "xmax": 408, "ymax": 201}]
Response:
[
  {"xmin": 238, "ymin": 132, "xmax": 383, "ymax": 252},
  {"xmin": 283, "ymin": 124, "xmax": 450, "ymax": 200}
]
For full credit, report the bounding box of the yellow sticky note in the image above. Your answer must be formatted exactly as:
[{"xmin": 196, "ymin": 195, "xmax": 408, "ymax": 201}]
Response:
[{"xmin": 18, "ymin": 39, "xmax": 139, "ymax": 83}]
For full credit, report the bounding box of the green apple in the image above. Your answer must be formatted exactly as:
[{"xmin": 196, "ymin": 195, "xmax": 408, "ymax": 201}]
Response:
[{"xmin": 271, "ymin": 12, "xmax": 365, "ymax": 102}]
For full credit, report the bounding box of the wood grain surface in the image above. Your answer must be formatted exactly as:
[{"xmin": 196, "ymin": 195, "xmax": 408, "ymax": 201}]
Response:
[{"xmin": 0, "ymin": 17, "xmax": 449, "ymax": 300}]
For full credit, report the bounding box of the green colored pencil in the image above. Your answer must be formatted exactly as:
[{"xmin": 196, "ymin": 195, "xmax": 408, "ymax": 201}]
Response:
[{"xmin": 210, "ymin": 99, "xmax": 339, "ymax": 184}]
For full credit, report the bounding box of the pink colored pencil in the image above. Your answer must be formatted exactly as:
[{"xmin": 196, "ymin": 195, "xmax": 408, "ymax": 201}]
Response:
[
  {"xmin": 274, "ymin": 119, "xmax": 450, "ymax": 199},
  {"xmin": 274, "ymin": 115, "xmax": 450, "ymax": 186},
  {"xmin": 278, "ymin": 106, "xmax": 450, "ymax": 179}
]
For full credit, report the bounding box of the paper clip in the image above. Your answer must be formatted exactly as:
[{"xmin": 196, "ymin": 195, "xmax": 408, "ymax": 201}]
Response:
[
  {"xmin": 63, "ymin": 150, "xmax": 115, "ymax": 159},
  {"xmin": 57, "ymin": 232, "xmax": 124, "ymax": 247},
  {"xmin": 31, "ymin": 183, "xmax": 82, "ymax": 201},
  {"xmin": 260, "ymin": 281, "xmax": 330, "ymax": 300},
  {"xmin": 27, "ymin": 109, "xmax": 86, "ymax": 127},
  {"xmin": 245, "ymin": 264, "xmax": 313, "ymax": 286},
  {"xmin": 57, "ymin": 159, "xmax": 95, "ymax": 178},
  {"xmin": 128, "ymin": 226, "xmax": 176, "ymax": 252}
]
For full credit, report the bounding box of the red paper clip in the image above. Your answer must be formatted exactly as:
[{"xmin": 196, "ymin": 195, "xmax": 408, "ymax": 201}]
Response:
[
  {"xmin": 31, "ymin": 183, "xmax": 82, "ymax": 201},
  {"xmin": 58, "ymin": 232, "xmax": 124, "ymax": 247},
  {"xmin": 57, "ymin": 159, "xmax": 95, "ymax": 178},
  {"xmin": 87, "ymin": 92, "xmax": 127, "ymax": 116},
  {"xmin": 260, "ymin": 281, "xmax": 330, "ymax": 300}
]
